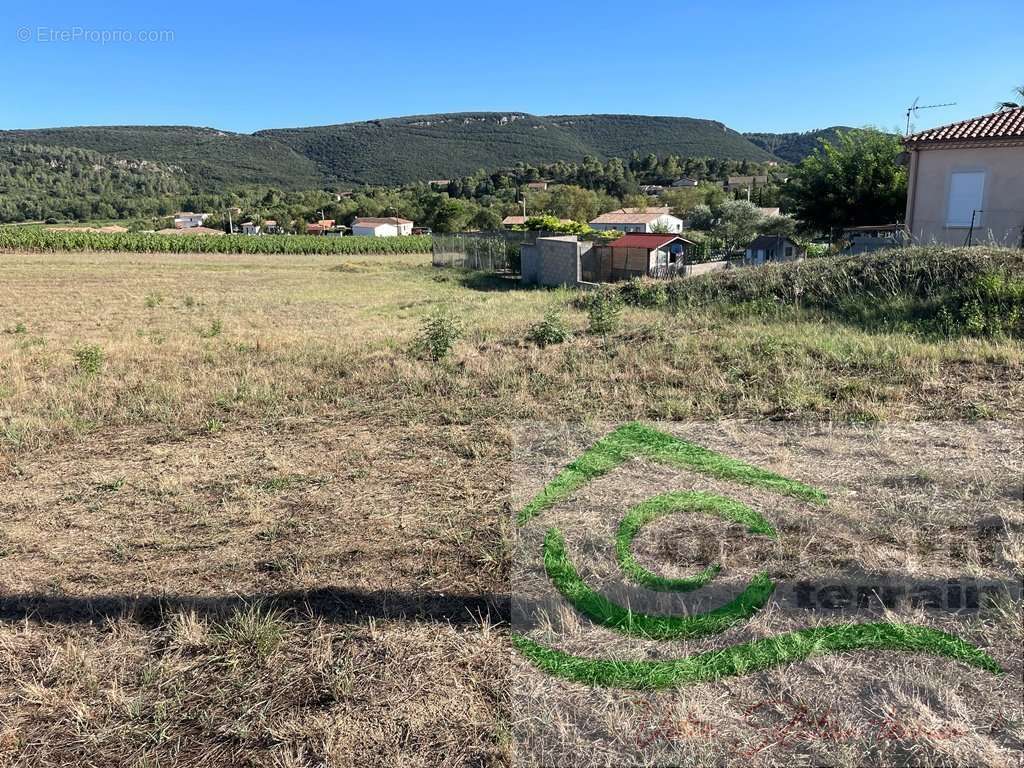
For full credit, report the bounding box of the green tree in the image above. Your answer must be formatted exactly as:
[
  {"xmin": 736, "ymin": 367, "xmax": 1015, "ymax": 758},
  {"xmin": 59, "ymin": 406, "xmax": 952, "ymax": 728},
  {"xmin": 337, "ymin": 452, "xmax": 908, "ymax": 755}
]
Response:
[
  {"xmin": 713, "ymin": 200, "xmax": 763, "ymax": 252},
  {"xmin": 784, "ymin": 129, "xmax": 907, "ymax": 236},
  {"xmin": 998, "ymin": 85, "xmax": 1024, "ymax": 109}
]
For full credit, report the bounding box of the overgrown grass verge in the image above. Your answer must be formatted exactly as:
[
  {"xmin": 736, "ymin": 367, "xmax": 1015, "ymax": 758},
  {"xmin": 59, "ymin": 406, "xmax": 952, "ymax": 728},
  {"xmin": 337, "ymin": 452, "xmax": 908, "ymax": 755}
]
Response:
[
  {"xmin": 593, "ymin": 247, "xmax": 1024, "ymax": 340},
  {"xmin": 511, "ymin": 622, "xmax": 1003, "ymax": 690}
]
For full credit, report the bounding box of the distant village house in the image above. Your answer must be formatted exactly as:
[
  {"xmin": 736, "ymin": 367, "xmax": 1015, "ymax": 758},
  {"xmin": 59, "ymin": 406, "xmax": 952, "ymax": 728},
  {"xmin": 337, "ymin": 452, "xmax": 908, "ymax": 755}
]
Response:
[
  {"xmin": 351, "ymin": 217, "xmax": 414, "ymax": 237},
  {"xmin": 589, "ymin": 209, "xmax": 684, "ymax": 234},
  {"xmin": 173, "ymin": 212, "xmax": 210, "ymax": 229}
]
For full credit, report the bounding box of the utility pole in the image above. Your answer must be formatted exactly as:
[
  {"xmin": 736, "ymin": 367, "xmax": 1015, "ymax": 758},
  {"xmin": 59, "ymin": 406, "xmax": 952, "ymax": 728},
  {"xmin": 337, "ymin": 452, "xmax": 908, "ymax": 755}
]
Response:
[{"xmin": 227, "ymin": 208, "xmax": 233, "ymax": 234}]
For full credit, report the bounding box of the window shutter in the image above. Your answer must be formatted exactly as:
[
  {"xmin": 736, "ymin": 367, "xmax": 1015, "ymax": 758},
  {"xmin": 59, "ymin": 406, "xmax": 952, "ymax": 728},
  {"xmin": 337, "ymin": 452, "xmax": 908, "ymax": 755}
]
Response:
[{"xmin": 946, "ymin": 172, "xmax": 985, "ymax": 227}]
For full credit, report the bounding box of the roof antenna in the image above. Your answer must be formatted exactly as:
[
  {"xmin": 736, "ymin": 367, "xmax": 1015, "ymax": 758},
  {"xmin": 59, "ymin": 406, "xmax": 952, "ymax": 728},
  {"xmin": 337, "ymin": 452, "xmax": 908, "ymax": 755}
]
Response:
[{"xmin": 905, "ymin": 97, "xmax": 957, "ymax": 136}]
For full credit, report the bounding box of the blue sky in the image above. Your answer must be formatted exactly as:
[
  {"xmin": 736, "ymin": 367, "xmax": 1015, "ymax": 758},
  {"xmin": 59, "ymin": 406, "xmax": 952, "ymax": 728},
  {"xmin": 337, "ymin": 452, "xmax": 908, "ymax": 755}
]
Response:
[{"xmin": 1, "ymin": 0, "xmax": 1021, "ymax": 135}]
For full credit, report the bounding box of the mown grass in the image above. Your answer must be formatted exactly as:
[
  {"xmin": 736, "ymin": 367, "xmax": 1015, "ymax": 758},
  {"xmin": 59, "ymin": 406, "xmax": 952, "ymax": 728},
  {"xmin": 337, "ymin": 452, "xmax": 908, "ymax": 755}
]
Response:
[{"xmin": 511, "ymin": 622, "xmax": 1003, "ymax": 690}]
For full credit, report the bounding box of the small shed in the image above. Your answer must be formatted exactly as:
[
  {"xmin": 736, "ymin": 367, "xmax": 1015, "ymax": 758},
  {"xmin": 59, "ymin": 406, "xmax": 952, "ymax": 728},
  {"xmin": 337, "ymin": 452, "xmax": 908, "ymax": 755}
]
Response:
[
  {"xmin": 606, "ymin": 233, "xmax": 695, "ymax": 277},
  {"xmin": 743, "ymin": 235, "xmax": 805, "ymax": 266}
]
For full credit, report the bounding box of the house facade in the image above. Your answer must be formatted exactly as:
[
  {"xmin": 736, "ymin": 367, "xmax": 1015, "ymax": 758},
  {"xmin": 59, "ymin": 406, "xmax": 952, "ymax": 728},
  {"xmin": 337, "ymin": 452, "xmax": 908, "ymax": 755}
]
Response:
[
  {"xmin": 173, "ymin": 212, "xmax": 210, "ymax": 229},
  {"xmin": 351, "ymin": 217, "xmax": 414, "ymax": 237},
  {"xmin": 589, "ymin": 210, "xmax": 684, "ymax": 233},
  {"xmin": 743, "ymin": 235, "xmax": 805, "ymax": 266},
  {"xmin": 904, "ymin": 107, "xmax": 1024, "ymax": 247}
]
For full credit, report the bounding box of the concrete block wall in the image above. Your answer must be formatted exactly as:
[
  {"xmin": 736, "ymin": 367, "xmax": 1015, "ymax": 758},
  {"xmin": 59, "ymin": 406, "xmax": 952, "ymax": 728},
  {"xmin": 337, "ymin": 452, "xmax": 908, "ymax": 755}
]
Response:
[{"xmin": 520, "ymin": 236, "xmax": 592, "ymax": 287}]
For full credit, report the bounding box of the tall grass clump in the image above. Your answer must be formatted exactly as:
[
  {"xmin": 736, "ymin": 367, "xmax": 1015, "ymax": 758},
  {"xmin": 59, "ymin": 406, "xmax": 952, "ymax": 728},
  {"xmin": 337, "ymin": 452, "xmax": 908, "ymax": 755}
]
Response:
[
  {"xmin": 413, "ymin": 306, "xmax": 462, "ymax": 361},
  {"xmin": 585, "ymin": 287, "xmax": 623, "ymax": 336},
  {"xmin": 526, "ymin": 308, "xmax": 570, "ymax": 348},
  {"xmin": 73, "ymin": 344, "xmax": 104, "ymax": 374}
]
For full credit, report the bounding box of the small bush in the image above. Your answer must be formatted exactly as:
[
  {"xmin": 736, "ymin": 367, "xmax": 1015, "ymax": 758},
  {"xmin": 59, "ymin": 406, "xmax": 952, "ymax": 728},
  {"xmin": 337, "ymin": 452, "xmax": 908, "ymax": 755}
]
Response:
[
  {"xmin": 199, "ymin": 319, "xmax": 223, "ymax": 339},
  {"xmin": 144, "ymin": 292, "xmax": 163, "ymax": 308},
  {"xmin": 5, "ymin": 322, "xmax": 27, "ymax": 335},
  {"xmin": 73, "ymin": 344, "xmax": 104, "ymax": 374},
  {"xmin": 414, "ymin": 306, "xmax": 462, "ymax": 361},
  {"xmin": 620, "ymin": 278, "xmax": 668, "ymax": 308},
  {"xmin": 587, "ymin": 287, "xmax": 623, "ymax": 336},
  {"xmin": 527, "ymin": 308, "xmax": 570, "ymax": 348}
]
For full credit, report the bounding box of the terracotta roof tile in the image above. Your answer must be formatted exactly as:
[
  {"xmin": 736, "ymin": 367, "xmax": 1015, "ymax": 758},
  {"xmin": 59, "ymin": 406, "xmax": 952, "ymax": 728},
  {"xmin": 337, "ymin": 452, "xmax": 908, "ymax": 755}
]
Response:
[
  {"xmin": 608, "ymin": 233, "xmax": 693, "ymax": 249},
  {"xmin": 905, "ymin": 106, "xmax": 1024, "ymax": 145}
]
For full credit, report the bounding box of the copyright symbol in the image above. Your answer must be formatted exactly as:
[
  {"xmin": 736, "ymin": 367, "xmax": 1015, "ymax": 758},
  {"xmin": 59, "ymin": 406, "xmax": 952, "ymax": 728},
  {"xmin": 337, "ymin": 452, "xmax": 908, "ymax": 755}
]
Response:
[{"xmin": 16, "ymin": 27, "xmax": 31, "ymax": 42}]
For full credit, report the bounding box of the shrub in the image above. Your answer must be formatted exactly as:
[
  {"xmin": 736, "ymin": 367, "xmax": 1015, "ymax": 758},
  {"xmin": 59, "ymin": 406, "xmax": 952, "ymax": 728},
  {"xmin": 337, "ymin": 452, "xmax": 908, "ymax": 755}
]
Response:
[
  {"xmin": 199, "ymin": 319, "xmax": 223, "ymax": 338},
  {"xmin": 73, "ymin": 344, "xmax": 104, "ymax": 374},
  {"xmin": 587, "ymin": 287, "xmax": 623, "ymax": 336},
  {"xmin": 414, "ymin": 306, "xmax": 462, "ymax": 361},
  {"xmin": 619, "ymin": 277, "xmax": 668, "ymax": 308},
  {"xmin": 144, "ymin": 292, "xmax": 164, "ymax": 308},
  {"xmin": 527, "ymin": 308, "xmax": 570, "ymax": 347}
]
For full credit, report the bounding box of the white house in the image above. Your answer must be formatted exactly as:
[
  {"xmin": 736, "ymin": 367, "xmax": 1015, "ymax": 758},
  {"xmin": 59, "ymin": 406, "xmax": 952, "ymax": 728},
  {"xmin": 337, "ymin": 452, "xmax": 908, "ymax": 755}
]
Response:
[
  {"xmin": 589, "ymin": 209, "xmax": 684, "ymax": 234},
  {"xmin": 174, "ymin": 212, "xmax": 210, "ymax": 229},
  {"xmin": 351, "ymin": 217, "xmax": 414, "ymax": 237},
  {"xmin": 240, "ymin": 222, "xmax": 261, "ymax": 236}
]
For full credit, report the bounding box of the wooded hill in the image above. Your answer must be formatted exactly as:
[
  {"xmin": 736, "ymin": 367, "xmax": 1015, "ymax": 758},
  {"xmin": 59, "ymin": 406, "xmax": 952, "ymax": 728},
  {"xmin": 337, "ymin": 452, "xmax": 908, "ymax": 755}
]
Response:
[{"xmin": 0, "ymin": 113, "xmax": 840, "ymax": 190}]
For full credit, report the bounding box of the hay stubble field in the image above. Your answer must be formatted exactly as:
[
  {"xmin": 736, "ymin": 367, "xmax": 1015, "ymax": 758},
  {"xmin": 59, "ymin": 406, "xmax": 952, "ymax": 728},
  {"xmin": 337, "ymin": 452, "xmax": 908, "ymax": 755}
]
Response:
[{"xmin": 0, "ymin": 249, "xmax": 1022, "ymax": 766}]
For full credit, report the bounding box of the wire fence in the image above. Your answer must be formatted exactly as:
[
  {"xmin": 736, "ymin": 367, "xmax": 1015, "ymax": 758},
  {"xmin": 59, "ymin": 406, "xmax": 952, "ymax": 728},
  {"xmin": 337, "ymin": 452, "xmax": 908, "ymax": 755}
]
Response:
[{"xmin": 431, "ymin": 231, "xmax": 529, "ymax": 272}]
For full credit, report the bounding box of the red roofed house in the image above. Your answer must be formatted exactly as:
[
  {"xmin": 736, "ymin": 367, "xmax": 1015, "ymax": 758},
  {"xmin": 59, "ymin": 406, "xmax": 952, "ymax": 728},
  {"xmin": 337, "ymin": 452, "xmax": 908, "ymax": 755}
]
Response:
[
  {"xmin": 607, "ymin": 233, "xmax": 696, "ymax": 277},
  {"xmin": 904, "ymin": 106, "xmax": 1024, "ymax": 247},
  {"xmin": 306, "ymin": 219, "xmax": 336, "ymax": 235}
]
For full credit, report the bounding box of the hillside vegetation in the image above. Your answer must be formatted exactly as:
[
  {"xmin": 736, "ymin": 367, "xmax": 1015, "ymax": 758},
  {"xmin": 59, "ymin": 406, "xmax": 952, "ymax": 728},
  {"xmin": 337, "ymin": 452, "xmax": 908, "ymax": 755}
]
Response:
[
  {"xmin": 0, "ymin": 143, "xmax": 191, "ymax": 221},
  {"xmin": 0, "ymin": 126, "xmax": 324, "ymax": 190},
  {"xmin": 743, "ymin": 127, "xmax": 851, "ymax": 164},
  {"xmin": 259, "ymin": 113, "xmax": 777, "ymax": 185},
  {"xmin": 1, "ymin": 113, "xmax": 780, "ymax": 190}
]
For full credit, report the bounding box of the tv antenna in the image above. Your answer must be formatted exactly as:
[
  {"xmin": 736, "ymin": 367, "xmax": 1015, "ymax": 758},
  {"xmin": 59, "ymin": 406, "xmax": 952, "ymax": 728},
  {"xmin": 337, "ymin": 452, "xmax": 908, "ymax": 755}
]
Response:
[{"xmin": 905, "ymin": 97, "xmax": 957, "ymax": 135}]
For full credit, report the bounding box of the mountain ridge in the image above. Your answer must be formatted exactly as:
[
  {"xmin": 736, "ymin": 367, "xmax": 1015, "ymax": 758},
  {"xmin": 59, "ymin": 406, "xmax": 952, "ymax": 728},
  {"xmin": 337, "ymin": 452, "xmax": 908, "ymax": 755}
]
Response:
[{"xmin": 0, "ymin": 113, "xmax": 850, "ymax": 189}]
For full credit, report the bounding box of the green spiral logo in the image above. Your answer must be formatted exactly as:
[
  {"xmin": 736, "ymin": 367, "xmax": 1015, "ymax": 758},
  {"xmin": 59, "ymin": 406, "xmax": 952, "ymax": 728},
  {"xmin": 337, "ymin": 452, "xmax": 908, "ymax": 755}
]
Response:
[{"xmin": 512, "ymin": 422, "xmax": 1002, "ymax": 689}]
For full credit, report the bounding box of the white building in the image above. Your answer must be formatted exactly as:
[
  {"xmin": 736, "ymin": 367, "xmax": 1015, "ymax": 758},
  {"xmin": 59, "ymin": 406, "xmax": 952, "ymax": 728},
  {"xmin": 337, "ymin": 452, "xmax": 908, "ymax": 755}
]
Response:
[
  {"xmin": 240, "ymin": 222, "xmax": 261, "ymax": 236},
  {"xmin": 351, "ymin": 217, "xmax": 414, "ymax": 237},
  {"xmin": 173, "ymin": 212, "xmax": 210, "ymax": 229},
  {"xmin": 589, "ymin": 209, "xmax": 684, "ymax": 234}
]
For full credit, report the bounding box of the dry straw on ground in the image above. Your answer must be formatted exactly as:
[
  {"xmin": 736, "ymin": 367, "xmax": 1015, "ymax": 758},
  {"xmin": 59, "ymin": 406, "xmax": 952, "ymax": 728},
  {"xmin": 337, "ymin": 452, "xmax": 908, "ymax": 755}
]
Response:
[{"xmin": 0, "ymin": 250, "xmax": 1021, "ymax": 766}]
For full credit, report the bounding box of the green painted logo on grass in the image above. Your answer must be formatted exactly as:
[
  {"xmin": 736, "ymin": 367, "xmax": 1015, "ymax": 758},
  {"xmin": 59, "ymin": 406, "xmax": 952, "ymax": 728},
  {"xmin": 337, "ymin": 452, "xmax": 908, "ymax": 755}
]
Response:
[{"xmin": 513, "ymin": 422, "xmax": 1002, "ymax": 689}]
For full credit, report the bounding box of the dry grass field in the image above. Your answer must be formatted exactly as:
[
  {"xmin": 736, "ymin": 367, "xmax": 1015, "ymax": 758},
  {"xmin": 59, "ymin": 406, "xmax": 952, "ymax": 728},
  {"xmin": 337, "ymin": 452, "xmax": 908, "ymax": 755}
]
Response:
[{"xmin": 0, "ymin": 249, "xmax": 1021, "ymax": 766}]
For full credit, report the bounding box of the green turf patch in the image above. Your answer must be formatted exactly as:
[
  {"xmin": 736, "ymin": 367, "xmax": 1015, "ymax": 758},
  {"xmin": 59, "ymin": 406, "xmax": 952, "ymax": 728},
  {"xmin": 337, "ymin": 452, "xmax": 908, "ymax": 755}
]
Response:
[
  {"xmin": 544, "ymin": 527, "xmax": 775, "ymax": 640},
  {"xmin": 616, "ymin": 491, "xmax": 775, "ymax": 592},
  {"xmin": 516, "ymin": 422, "xmax": 826, "ymax": 526},
  {"xmin": 511, "ymin": 623, "xmax": 1002, "ymax": 690}
]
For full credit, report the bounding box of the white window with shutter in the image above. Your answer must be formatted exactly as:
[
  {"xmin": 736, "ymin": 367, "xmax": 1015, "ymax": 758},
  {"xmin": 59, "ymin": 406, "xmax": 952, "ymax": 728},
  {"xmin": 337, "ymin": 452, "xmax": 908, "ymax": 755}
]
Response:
[{"xmin": 946, "ymin": 171, "xmax": 985, "ymax": 227}]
